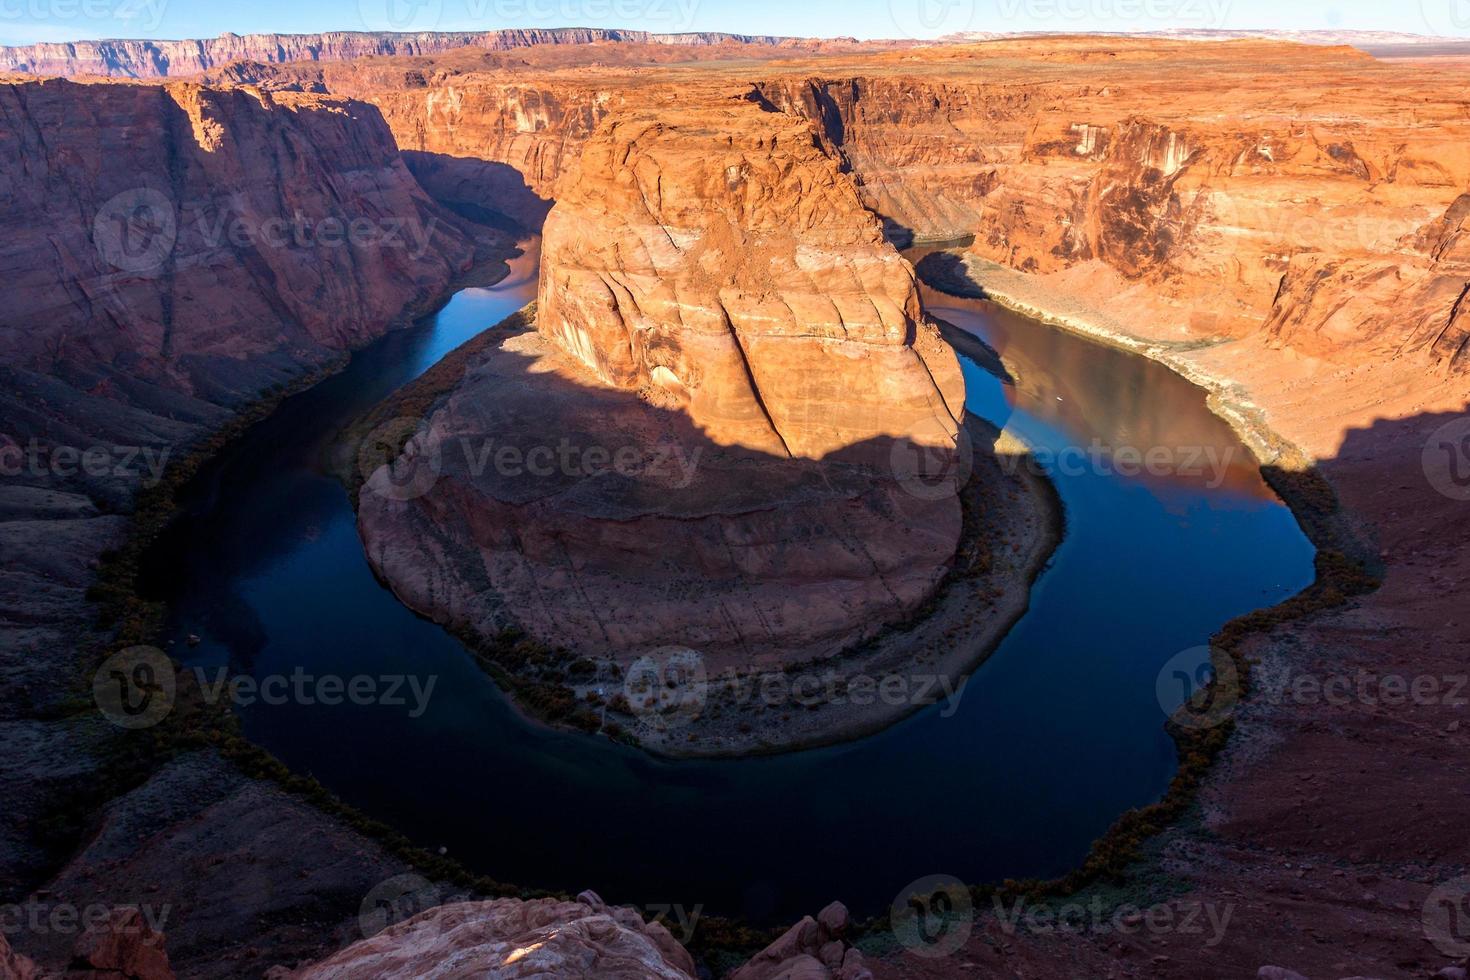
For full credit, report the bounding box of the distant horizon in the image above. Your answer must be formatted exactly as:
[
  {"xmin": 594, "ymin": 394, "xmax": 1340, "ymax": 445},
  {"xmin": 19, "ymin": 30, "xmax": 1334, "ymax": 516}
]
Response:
[{"xmin": 2, "ymin": 0, "xmax": 1469, "ymax": 47}]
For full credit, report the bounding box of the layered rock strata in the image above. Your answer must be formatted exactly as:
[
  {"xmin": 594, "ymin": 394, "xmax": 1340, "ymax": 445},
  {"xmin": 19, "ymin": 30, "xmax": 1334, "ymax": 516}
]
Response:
[
  {"xmin": 535, "ymin": 100, "xmax": 966, "ymax": 459},
  {"xmin": 0, "ymin": 29, "xmax": 860, "ymax": 80},
  {"xmin": 0, "ymin": 76, "xmax": 499, "ymax": 505}
]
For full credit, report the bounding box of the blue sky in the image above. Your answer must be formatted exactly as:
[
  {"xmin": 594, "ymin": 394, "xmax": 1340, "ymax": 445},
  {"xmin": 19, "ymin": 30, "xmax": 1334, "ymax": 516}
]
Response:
[{"xmin": 2, "ymin": 0, "xmax": 1468, "ymax": 46}]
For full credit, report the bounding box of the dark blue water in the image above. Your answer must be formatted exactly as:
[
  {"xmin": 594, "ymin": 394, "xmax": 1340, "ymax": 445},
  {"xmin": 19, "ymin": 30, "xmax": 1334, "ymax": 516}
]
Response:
[{"xmin": 143, "ymin": 241, "xmax": 1315, "ymax": 925}]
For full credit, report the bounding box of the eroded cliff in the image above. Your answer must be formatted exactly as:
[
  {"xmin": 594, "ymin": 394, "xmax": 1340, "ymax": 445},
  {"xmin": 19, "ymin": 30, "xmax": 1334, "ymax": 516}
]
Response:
[
  {"xmin": 0, "ymin": 28, "xmax": 858, "ymax": 80},
  {"xmin": 0, "ymin": 76, "xmax": 501, "ymax": 505},
  {"xmin": 536, "ymin": 98, "xmax": 965, "ymax": 459}
]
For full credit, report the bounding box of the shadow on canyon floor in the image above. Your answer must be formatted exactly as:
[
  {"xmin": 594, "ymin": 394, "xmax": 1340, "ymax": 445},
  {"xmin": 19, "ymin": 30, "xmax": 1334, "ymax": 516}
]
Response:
[{"xmin": 402, "ymin": 151, "xmax": 552, "ymax": 238}]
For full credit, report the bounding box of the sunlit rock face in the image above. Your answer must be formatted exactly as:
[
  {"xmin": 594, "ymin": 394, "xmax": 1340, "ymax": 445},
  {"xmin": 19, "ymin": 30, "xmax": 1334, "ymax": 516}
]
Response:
[{"xmin": 535, "ymin": 98, "xmax": 966, "ymax": 461}]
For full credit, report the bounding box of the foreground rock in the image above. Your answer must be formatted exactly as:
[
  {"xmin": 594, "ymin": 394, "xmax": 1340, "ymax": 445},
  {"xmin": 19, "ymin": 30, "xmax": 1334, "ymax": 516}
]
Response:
[
  {"xmin": 731, "ymin": 901, "xmax": 871, "ymax": 980},
  {"xmin": 280, "ymin": 892, "xmax": 694, "ymax": 979}
]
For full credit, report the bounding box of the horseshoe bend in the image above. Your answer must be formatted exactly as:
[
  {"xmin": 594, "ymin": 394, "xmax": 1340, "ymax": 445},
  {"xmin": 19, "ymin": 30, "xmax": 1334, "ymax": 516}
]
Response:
[{"xmin": 1, "ymin": 18, "xmax": 1469, "ymax": 980}]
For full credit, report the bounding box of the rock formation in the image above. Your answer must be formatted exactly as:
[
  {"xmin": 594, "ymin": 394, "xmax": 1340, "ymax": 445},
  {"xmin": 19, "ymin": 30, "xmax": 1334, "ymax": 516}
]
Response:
[
  {"xmin": 729, "ymin": 901, "xmax": 871, "ymax": 980},
  {"xmin": 278, "ymin": 37, "xmax": 1470, "ymax": 374},
  {"xmin": 536, "ymin": 99, "xmax": 965, "ymax": 459},
  {"xmin": 349, "ymin": 99, "xmax": 1047, "ymax": 755},
  {"xmin": 277, "ymin": 893, "xmax": 875, "ymax": 980},
  {"xmin": 280, "ymin": 892, "xmax": 694, "ymax": 979},
  {"xmin": 0, "ymin": 76, "xmax": 500, "ymax": 504}
]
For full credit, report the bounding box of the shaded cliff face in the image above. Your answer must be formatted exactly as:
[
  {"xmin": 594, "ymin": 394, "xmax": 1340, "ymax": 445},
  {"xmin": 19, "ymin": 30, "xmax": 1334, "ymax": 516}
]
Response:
[
  {"xmin": 537, "ymin": 99, "xmax": 965, "ymax": 459},
  {"xmin": 0, "ymin": 77, "xmax": 495, "ymax": 506},
  {"xmin": 0, "ymin": 29, "xmax": 862, "ymax": 80}
]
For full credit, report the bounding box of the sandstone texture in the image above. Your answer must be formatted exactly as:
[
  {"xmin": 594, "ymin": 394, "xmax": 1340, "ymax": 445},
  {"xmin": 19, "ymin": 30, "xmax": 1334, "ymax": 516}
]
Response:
[
  {"xmin": 536, "ymin": 99, "xmax": 965, "ymax": 459},
  {"xmin": 0, "ymin": 76, "xmax": 501, "ymax": 505},
  {"xmin": 282, "ymin": 892, "xmax": 694, "ymax": 979},
  {"xmin": 280, "ymin": 894, "xmax": 876, "ymax": 980}
]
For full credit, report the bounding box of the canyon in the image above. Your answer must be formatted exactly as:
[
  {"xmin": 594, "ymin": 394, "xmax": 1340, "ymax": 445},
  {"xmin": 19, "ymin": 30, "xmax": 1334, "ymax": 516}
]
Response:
[
  {"xmin": 353, "ymin": 96, "xmax": 1055, "ymax": 753},
  {"xmin": 0, "ymin": 28, "xmax": 1467, "ymax": 980}
]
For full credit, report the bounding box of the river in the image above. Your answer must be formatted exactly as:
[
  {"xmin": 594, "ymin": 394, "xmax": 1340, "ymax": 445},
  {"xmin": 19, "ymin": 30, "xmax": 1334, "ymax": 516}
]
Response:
[{"xmin": 140, "ymin": 239, "xmax": 1315, "ymax": 925}]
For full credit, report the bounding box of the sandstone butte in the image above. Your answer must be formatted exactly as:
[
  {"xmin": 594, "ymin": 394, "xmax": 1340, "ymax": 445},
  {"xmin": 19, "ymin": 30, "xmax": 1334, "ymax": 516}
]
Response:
[
  {"xmin": 0, "ymin": 32, "xmax": 1468, "ymax": 980},
  {"xmin": 355, "ymin": 96, "xmax": 982, "ymax": 690}
]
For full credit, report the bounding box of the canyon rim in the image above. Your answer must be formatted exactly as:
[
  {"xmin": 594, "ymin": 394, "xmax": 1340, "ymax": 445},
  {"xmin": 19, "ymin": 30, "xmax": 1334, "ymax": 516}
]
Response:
[{"xmin": 0, "ymin": 14, "xmax": 1467, "ymax": 980}]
